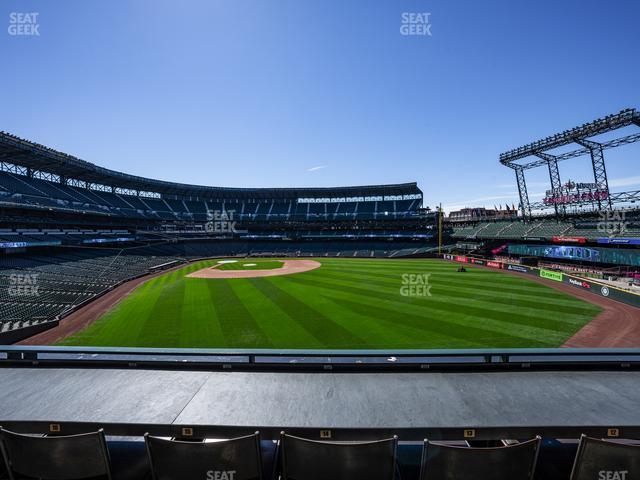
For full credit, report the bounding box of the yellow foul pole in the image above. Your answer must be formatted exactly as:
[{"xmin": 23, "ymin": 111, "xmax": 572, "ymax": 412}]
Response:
[{"xmin": 438, "ymin": 203, "xmax": 443, "ymax": 256}]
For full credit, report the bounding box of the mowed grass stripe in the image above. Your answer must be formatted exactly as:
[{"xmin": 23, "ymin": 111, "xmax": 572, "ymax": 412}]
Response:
[
  {"xmin": 179, "ymin": 277, "xmax": 225, "ymax": 348},
  {"xmin": 232, "ymin": 279, "xmax": 324, "ymax": 348},
  {"xmin": 283, "ymin": 273, "xmax": 584, "ymax": 336},
  {"xmin": 251, "ymin": 278, "xmax": 369, "ymax": 348},
  {"xmin": 281, "ymin": 273, "xmax": 559, "ymax": 344},
  {"xmin": 138, "ymin": 269, "xmax": 187, "ymax": 347},
  {"xmin": 327, "ymin": 295, "xmax": 554, "ymax": 348},
  {"xmin": 316, "ymin": 296, "xmax": 460, "ymax": 348},
  {"xmin": 314, "ymin": 265, "xmax": 597, "ymax": 318},
  {"xmin": 60, "ymin": 268, "xmax": 176, "ymax": 346},
  {"xmin": 289, "ymin": 277, "xmax": 575, "ymax": 336},
  {"xmin": 60, "ymin": 258, "xmax": 602, "ymax": 349},
  {"xmin": 265, "ymin": 276, "xmax": 438, "ymax": 348},
  {"xmin": 331, "ymin": 266, "xmax": 576, "ymax": 302},
  {"xmin": 206, "ymin": 280, "xmax": 274, "ymax": 348},
  {"xmin": 313, "ymin": 267, "xmax": 592, "ymax": 313}
]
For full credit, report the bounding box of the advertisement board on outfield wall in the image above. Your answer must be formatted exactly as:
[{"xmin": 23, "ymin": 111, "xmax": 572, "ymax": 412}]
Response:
[
  {"xmin": 551, "ymin": 236, "xmax": 587, "ymax": 244},
  {"xmin": 568, "ymin": 278, "xmax": 592, "ymax": 289},
  {"xmin": 597, "ymin": 238, "xmax": 640, "ymax": 245},
  {"xmin": 508, "ymin": 244, "xmax": 640, "ymax": 267},
  {"xmin": 539, "ymin": 269, "xmax": 564, "ymax": 282},
  {"xmin": 442, "ymin": 254, "xmax": 640, "ymax": 307},
  {"xmin": 507, "ymin": 264, "xmax": 530, "ymax": 273}
]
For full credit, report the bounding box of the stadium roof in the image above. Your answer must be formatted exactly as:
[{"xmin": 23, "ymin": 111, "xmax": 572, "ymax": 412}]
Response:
[{"xmin": 0, "ymin": 132, "xmax": 421, "ymax": 200}]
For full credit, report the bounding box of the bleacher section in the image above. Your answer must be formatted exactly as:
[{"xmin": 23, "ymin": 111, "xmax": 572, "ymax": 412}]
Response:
[
  {"xmin": 0, "ymin": 249, "xmax": 183, "ymax": 334},
  {"xmin": 452, "ymin": 212, "xmax": 640, "ymax": 241},
  {"xmin": 0, "ymin": 228, "xmax": 135, "ymax": 247}
]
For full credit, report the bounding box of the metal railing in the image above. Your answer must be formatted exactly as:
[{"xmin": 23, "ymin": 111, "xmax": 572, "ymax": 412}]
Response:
[{"xmin": 1, "ymin": 346, "xmax": 640, "ymax": 372}]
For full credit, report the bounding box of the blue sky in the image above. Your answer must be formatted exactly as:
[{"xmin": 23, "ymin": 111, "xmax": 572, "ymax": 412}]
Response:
[{"xmin": 1, "ymin": 0, "xmax": 638, "ymax": 211}]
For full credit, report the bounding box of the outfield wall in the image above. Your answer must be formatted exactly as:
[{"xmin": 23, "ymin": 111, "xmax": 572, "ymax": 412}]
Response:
[
  {"xmin": 508, "ymin": 243, "xmax": 640, "ymax": 267},
  {"xmin": 0, "ymin": 320, "xmax": 59, "ymax": 345},
  {"xmin": 443, "ymin": 254, "xmax": 640, "ymax": 308}
]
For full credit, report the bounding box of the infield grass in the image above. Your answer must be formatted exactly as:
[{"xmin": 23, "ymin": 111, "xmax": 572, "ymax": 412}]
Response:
[
  {"xmin": 216, "ymin": 260, "xmax": 283, "ymax": 271},
  {"xmin": 60, "ymin": 258, "xmax": 601, "ymax": 349}
]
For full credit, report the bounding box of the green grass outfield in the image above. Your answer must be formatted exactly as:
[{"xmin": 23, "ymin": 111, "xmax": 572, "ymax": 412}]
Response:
[{"xmin": 59, "ymin": 258, "xmax": 602, "ymax": 349}]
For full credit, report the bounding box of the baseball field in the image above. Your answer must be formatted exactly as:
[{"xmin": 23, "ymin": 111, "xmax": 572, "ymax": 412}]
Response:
[{"xmin": 58, "ymin": 258, "xmax": 602, "ymax": 349}]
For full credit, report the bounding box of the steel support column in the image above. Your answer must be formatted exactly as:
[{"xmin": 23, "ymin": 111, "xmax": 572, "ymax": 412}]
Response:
[
  {"xmin": 575, "ymin": 138, "xmax": 612, "ymax": 210},
  {"xmin": 514, "ymin": 166, "xmax": 531, "ymax": 219},
  {"xmin": 534, "ymin": 152, "xmax": 565, "ymax": 217}
]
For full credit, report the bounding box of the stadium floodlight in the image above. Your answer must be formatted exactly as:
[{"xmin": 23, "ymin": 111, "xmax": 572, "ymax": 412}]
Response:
[
  {"xmin": 499, "ymin": 108, "xmax": 640, "ymax": 218},
  {"xmin": 500, "ymin": 108, "xmax": 639, "ymax": 166}
]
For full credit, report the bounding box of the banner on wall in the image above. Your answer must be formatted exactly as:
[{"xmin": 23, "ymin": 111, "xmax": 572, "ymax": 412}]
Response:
[
  {"xmin": 508, "ymin": 243, "xmax": 640, "ymax": 267},
  {"xmin": 0, "ymin": 240, "xmax": 61, "ymax": 249},
  {"xmin": 506, "ymin": 264, "xmax": 530, "ymax": 273},
  {"xmin": 552, "ymin": 236, "xmax": 587, "ymax": 244},
  {"xmin": 597, "ymin": 238, "xmax": 640, "ymax": 245},
  {"xmin": 540, "ymin": 269, "xmax": 564, "ymax": 282},
  {"xmin": 568, "ymin": 278, "xmax": 592, "ymax": 290}
]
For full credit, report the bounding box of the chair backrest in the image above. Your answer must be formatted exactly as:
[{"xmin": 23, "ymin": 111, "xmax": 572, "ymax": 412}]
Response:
[
  {"xmin": 280, "ymin": 433, "xmax": 397, "ymax": 480},
  {"xmin": 420, "ymin": 436, "xmax": 541, "ymax": 480},
  {"xmin": 0, "ymin": 427, "xmax": 112, "ymax": 480},
  {"xmin": 145, "ymin": 431, "xmax": 262, "ymax": 480},
  {"xmin": 570, "ymin": 435, "xmax": 640, "ymax": 480},
  {"xmin": 0, "ymin": 436, "xmax": 6, "ymax": 478}
]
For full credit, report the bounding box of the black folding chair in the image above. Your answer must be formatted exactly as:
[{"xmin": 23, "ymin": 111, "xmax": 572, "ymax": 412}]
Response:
[
  {"xmin": 0, "ymin": 441, "xmax": 6, "ymax": 480},
  {"xmin": 145, "ymin": 431, "xmax": 263, "ymax": 480},
  {"xmin": 570, "ymin": 434, "xmax": 640, "ymax": 480},
  {"xmin": 279, "ymin": 432, "xmax": 397, "ymax": 480},
  {"xmin": 419, "ymin": 436, "xmax": 541, "ymax": 480},
  {"xmin": 0, "ymin": 427, "xmax": 112, "ymax": 480}
]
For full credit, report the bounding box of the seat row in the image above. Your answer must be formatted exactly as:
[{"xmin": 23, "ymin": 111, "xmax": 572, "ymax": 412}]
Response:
[{"xmin": 1, "ymin": 428, "xmax": 639, "ymax": 480}]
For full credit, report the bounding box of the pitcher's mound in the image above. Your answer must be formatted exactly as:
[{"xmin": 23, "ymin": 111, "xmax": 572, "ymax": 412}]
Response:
[{"xmin": 186, "ymin": 259, "xmax": 321, "ymax": 279}]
